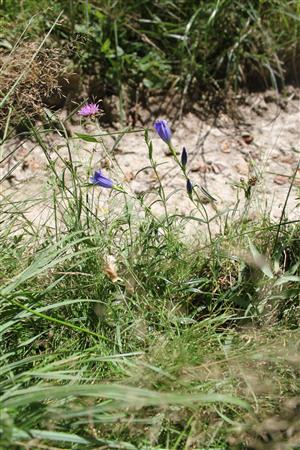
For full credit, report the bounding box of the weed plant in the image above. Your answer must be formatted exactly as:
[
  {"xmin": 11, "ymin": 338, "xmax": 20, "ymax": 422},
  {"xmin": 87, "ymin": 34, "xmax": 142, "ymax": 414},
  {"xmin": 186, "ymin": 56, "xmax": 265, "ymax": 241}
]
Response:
[
  {"xmin": 0, "ymin": 6, "xmax": 300, "ymax": 449},
  {"xmin": 1, "ymin": 0, "xmax": 300, "ymax": 101},
  {"xmin": 0, "ymin": 98, "xmax": 300, "ymax": 448}
]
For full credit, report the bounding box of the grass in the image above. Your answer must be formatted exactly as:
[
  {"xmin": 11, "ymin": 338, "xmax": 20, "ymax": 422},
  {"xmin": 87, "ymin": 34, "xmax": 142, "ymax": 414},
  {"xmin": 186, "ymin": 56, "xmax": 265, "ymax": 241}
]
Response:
[
  {"xmin": 0, "ymin": 107, "xmax": 300, "ymax": 448},
  {"xmin": 1, "ymin": 0, "xmax": 300, "ymax": 115},
  {"xmin": 0, "ymin": 4, "xmax": 300, "ymax": 448}
]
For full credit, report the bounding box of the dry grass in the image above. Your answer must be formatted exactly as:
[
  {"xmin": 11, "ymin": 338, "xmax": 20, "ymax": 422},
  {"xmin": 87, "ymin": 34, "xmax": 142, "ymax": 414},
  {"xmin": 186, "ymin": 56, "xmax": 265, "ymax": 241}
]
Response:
[{"xmin": 0, "ymin": 42, "xmax": 64, "ymax": 129}]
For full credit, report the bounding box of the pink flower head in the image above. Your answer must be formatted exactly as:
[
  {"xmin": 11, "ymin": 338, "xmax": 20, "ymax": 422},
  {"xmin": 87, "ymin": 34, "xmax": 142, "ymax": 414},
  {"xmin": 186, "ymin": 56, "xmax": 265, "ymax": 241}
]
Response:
[{"xmin": 78, "ymin": 102, "xmax": 100, "ymax": 117}]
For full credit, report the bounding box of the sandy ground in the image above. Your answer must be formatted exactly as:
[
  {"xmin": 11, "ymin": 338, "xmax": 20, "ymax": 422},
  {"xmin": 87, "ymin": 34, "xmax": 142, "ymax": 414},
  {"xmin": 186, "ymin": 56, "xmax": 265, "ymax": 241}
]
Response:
[{"xmin": 1, "ymin": 88, "xmax": 300, "ymax": 236}]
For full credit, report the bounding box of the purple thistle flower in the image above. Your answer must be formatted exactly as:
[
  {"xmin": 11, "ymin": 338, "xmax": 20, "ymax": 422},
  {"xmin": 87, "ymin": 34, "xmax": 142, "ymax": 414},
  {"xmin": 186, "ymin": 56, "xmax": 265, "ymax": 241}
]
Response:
[
  {"xmin": 181, "ymin": 147, "xmax": 188, "ymax": 167},
  {"xmin": 78, "ymin": 103, "xmax": 100, "ymax": 117},
  {"xmin": 90, "ymin": 170, "xmax": 114, "ymax": 188},
  {"xmin": 154, "ymin": 119, "xmax": 172, "ymax": 143}
]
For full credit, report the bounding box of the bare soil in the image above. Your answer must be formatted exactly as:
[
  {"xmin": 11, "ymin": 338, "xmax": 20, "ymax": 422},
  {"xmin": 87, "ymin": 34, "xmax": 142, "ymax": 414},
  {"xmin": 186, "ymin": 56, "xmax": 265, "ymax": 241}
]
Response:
[{"xmin": 1, "ymin": 87, "xmax": 300, "ymax": 235}]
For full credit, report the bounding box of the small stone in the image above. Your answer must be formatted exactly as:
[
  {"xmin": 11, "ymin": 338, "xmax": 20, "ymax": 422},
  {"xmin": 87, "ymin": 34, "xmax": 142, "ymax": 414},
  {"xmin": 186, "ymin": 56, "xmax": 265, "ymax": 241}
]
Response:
[
  {"xmin": 191, "ymin": 162, "xmax": 211, "ymax": 173},
  {"xmin": 234, "ymin": 161, "xmax": 248, "ymax": 176},
  {"xmin": 241, "ymin": 134, "xmax": 254, "ymax": 145},
  {"xmin": 221, "ymin": 140, "xmax": 231, "ymax": 153},
  {"xmin": 22, "ymin": 156, "xmax": 40, "ymax": 171},
  {"xmin": 274, "ymin": 175, "xmax": 287, "ymax": 185},
  {"xmin": 123, "ymin": 171, "xmax": 134, "ymax": 182},
  {"xmin": 279, "ymin": 154, "xmax": 296, "ymax": 165},
  {"xmin": 101, "ymin": 157, "xmax": 111, "ymax": 169}
]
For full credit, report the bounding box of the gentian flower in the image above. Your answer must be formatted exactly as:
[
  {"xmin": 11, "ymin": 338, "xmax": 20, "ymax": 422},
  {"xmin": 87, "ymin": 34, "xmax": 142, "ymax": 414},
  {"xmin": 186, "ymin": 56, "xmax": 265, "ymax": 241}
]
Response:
[
  {"xmin": 186, "ymin": 178, "xmax": 193, "ymax": 197},
  {"xmin": 90, "ymin": 170, "xmax": 114, "ymax": 188},
  {"xmin": 154, "ymin": 119, "xmax": 172, "ymax": 143},
  {"xmin": 181, "ymin": 147, "xmax": 188, "ymax": 167},
  {"xmin": 78, "ymin": 103, "xmax": 100, "ymax": 117}
]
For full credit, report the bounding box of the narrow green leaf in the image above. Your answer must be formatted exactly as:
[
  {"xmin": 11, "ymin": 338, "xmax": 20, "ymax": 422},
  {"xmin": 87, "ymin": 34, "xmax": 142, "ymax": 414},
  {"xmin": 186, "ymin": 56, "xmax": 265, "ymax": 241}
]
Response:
[
  {"xmin": 75, "ymin": 133, "xmax": 99, "ymax": 143},
  {"xmin": 2, "ymin": 383, "xmax": 249, "ymax": 410},
  {"xmin": 12, "ymin": 428, "xmax": 89, "ymax": 444},
  {"xmin": 274, "ymin": 275, "xmax": 300, "ymax": 286}
]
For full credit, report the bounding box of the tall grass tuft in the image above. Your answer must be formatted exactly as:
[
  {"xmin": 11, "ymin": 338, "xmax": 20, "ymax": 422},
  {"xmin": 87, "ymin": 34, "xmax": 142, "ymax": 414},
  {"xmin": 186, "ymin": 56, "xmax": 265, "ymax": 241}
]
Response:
[
  {"xmin": 0, "ymin": 6, "xmax": 300, "ymax": 449},
  {"xmin": 1, "ymin": 101, "xmax": 300, "ymax": 448},
  {"xmin": 1, "ymin": 0, "xmax": 300, "ymax": 100}
]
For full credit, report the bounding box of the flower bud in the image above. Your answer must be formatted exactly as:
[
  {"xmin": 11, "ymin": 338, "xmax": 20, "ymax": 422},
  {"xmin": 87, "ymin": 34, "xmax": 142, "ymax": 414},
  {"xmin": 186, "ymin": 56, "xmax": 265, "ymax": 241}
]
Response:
[
  {"xmin": 181, "ymin": 146, "xmax": 188, "ymax": 167},
  {"xmin": 186, "ymin": 178, "xmax": 193, "ymax": 197},
  {"xmin": 154, "ymin": 119, "xmax": 172, "ymax": 143}
]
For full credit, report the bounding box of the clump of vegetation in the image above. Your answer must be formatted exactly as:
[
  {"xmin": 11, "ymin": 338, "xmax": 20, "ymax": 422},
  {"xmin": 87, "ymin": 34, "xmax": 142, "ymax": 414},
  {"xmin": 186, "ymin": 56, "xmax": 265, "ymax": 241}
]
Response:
[
  {"xmin": 0, "ymin": 2, "xmax": 300, "ymax": 448},
  {"xmin": 0, "ymin": 102, "xmax": 299, "ymax": 447},
  {"xmin": 1, "ymin": 0, "xmax": 300, "ymax": 99},
  {"xmin": 0, "ymin": 42, "xmax": 65, "ymax": 130}
]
